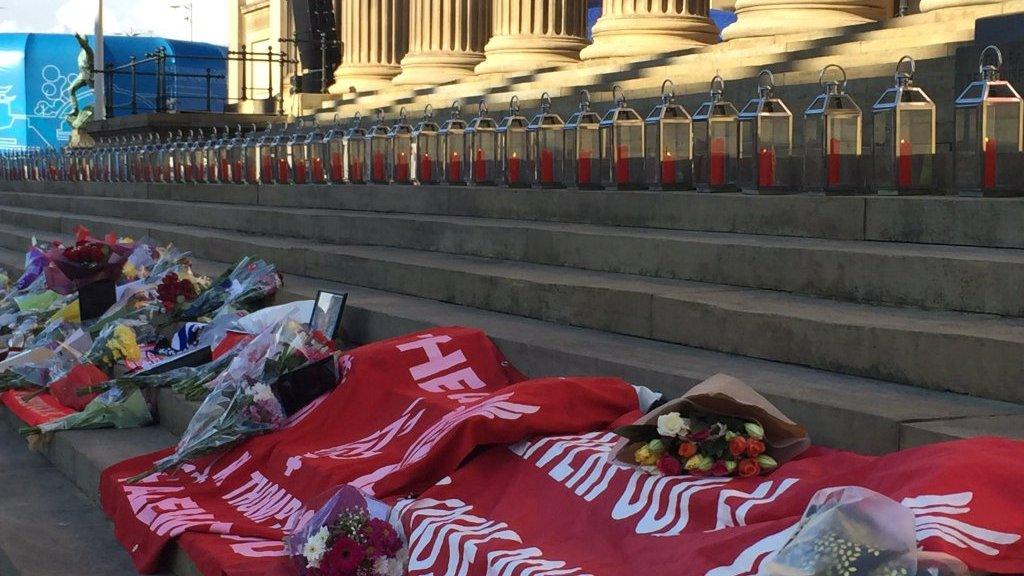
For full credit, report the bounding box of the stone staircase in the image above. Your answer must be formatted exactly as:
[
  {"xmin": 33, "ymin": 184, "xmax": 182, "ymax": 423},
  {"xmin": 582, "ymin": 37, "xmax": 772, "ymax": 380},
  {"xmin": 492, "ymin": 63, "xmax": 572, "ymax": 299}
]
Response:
[{"xmin": 2, "ymin": 179, "xmax": 1024, "ymax": 574}]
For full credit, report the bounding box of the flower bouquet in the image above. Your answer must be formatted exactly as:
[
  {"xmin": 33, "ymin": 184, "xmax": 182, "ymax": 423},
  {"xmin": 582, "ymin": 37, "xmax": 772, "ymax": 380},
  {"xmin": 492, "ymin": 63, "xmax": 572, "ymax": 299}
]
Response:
[
  {"xmin": 283, "ymin": 485, "xmax": 407, "ymax": 576},
  {"xmin": 22, "ymin": 384, "xmax": 152, "ymax": 436},
  {"xmin": 179, "ymin": 257, "xmax": 282, "ymax": 321},
  {"xmin": 46, "ymin": 227, "xmax": 134, "ymax": 321},
  {"xmin": 46, "ymin": 322, "xmax": 142, "ymax": 409},
  {"xmin": 612, "ymin": 373, "xmax": 810, "ymax": 478}
]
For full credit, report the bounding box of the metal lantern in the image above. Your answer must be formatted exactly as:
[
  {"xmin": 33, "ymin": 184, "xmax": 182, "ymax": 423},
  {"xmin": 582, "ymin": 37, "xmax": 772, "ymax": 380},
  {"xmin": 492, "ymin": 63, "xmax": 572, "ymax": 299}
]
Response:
[
  {"xmin": 528, "ymin": 92, "xmax": 564, "ymax": 188},
  {"xmin": 343, "ymin": 113, "xmax": 367, "ymax": 184},
  {"xmin": 497, "ymin": 95, "xmax": 529, "ymax": 187},
  {"xmin": 323, "ymin": 115, "xmax": 346, "ymax": 184},
  {"xmin": 228, "ymin": 125, "xmax": 249, "ymax": 184},
  {"xmin": 564, "ymin": 89, "xmax": 601, "ymax": 189},
  {"xmin": 599, "ymin": 85, "xmax": 645, "ymax": 190},
  {"xmin": 289, "ymin": 119, "xmax": 316, "ymax": 185},
  {"xmin": 645, "ymin": 79, "xmax": 693, "ymax": 191},
  {"xmin": 204, "ymin": 128, "xmax": 221, "ymax": 183},
  {"xmin": 738, "ymin": 70, "xmax": 794, "ymax": 194},
  {"xmin": 186, "ymin": 130, "xmax": 204, "ymax": 183},
  {"xmin": 307, "ymin": 121, "xmax": 329, "ymax": 184},
  {"xmin": 954, "ymin": 45, "xmax": 1024, "ymax": 196},
  {"xmin": 694, "ymin": 75, "xmax": 740, "ymax": 192},
  {"xmin": 872, "ymin": 56, "xmax": 936, "ymax": 195},
  {"xmin": 272, "ymin": 120, "xmax": 296, "ymax": 184},
  {"xmin": 367, "ymin": 109, "xmax": 390, "ymax": 184},
  {"xmin": 217, "ymin": 126, "xmax": 235, "ymax": 183},
  {"xmin": 245, "ymin": 123, "xmax": 271, "ymax": 184},
  {"xmin": 146, "ymin": 133, "xmax": 162, "ymax": 183},
  {"xmin": 387, "ymin": 107, "xmax": 414, "ymax": 184},
  {"xmin": 439, "ymin": 101, "xmax": 467, "ymax": 185},
  {"xmin": 803, "ymin": 64, "xmax": 862, "ymax": 194},
  {"xmin": 466, "ymin": 100, "xmax": 498, "ymax": 185},
  {"xmin": 173, "ymin": 131, "xmax": 192, "ymax": 183},
  {"xmin": 412, "ymin": 105, "xmax": 440, "ymax": 185}
]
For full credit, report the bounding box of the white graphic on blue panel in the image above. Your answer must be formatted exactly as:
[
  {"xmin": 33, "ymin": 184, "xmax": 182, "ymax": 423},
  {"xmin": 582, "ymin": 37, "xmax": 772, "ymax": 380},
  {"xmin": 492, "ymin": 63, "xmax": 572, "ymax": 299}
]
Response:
[
  {"xmin": 0, "ymin": 84, "xmax": 27, "ymax": 149},
  {"xmin": 35, "ymin": 64, "xmax": 83, "ymax": 119}
]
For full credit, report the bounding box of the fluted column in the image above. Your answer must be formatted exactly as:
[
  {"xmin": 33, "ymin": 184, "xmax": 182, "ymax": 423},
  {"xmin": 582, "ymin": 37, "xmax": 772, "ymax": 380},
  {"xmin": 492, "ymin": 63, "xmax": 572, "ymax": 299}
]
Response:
[
  {"xmin": 723, "ymin": 0, "xmax": 890, "ymax": 40},
  {"xmin": 330, "ymin": 0, "xmax": 409, "ymax": 94},
  {"xmin": 392, "ymin": 0, "xmax": 491, "ymax": 86},
  {"xmin": 475, "ymin": 0, "xmax": 589, "ymax": 75},
  {"xmin": 580, "ymin": 0, "xmax": 718, "ymax": 61},
  {"xmin": 919, "ymin": 0, "xmax": 1000, "ymax": 11}
]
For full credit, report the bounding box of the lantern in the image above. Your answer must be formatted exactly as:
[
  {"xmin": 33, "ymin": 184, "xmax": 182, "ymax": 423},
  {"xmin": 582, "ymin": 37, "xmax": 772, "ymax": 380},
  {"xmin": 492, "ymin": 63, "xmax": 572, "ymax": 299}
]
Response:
[
  {"xmin": 244, "ymin": 123, "xmax": 268, "ymax": 184},
  {"xmin": 228, "ymin": 125, "xmax": 250, "ymax": 185},
  {"xmin": 497, "ymin": 96, "xmax": 529, "ymax": 187},
  {"xmin": 694, "ymin": 75, "xmax": 740, "ymax": 192},
  {"xmin": 367, "ymin": 109, "xmax": 390, "ymax": 184},
  {"xmin": 564, "ymin": 90, "xmax": 601, "ymax": 189},
  {"xmin": 528, "ymin": 92, "xmax": 564, "ymax": 188},
  {"xmin": 645, "ymin": 79, "xmax": 693, "ymax": 191},
  {"xmin": 322, "ymin": 115, "xmax": 346, "ymax": 184},
  {"xmin": 158, "ymin": 132, "xmax": 177, "ymax": 183},
  {"xmin": 599, "ymin": 85, "xmax": 645, "ymax": 190},
  {"xmin": 738, "ymin": 70, "xmax": 794, "ymax": 194},
  {"xmin": 204, "ymin": 128, "xmax": 221, "ymax": 183},
  {"xmin": 113, "ymin": 136, "xmax": 128, "ymax": 182},
  {"xmin": 439, "ymin": 102, "xmax": 467, "ymax": 185},
  {"xmin": 954, "ymin": 45, "xmax": 1024, "ymax": 196},
  {"xmin": 412, "ymin": 105, "xmax": 440, "ymax": 185},
  {"xmin": 307, "ymin": 121, "xmax": 329, "ymax": 184},
  {"xmin": 872, "ymin": 56, "xmax": 936, "ymax": 195},
  {"xmin": 388, "ymin": 107, "xmax": 414, "ymax": 184},
  {"xmin": 186, "ymin": 130, "xmax": 204, "ymax": 183},
  {"xmin": 289, "ymin": 120, "xmax": 315, "ymax": 185},
  {"xmin": 803, "ymin": 65, "xmax": 862, "ymax": 194},
  {"xmin": 145, "ymin": 133, "xmax": 161, "ymax": 183},
  {"xmin": 466, "ymin": 100, "xmax": 498, "ymax": 185},
  {"xmin": 270, "ymin": 121, "xmax": 295, "ymax": 184},
  {"xmin": 343, "ymin": 113, "xmax": 367, "ymax": 184}
]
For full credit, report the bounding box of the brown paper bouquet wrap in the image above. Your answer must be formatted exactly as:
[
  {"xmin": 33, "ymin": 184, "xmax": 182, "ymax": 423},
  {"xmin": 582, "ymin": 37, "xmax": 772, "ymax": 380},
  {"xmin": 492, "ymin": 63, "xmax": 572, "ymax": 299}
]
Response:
[{"xmin": 612, "ymin": 373, "xmax": 810, "ymax": 475}]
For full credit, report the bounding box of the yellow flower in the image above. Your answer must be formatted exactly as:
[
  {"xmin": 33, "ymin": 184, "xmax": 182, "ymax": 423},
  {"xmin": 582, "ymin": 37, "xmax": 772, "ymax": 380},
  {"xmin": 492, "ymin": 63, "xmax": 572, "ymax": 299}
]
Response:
[
  {"xmin": 119, "ymin": 236, "xmax": 134, "ymax": 244},
  {"xmin": 122, "ymin": 262, "xmax": 138, "ymax": 280},
  {"xmin": 634, "ymin": 446, "xmax": 659, "ymax": 466},
  {"xmin": 107, "ymin": 325, "xmax": 141, "ymax": 362},
  {"xmin": 50, "ymin": 300, "xmax": 81, "ymax": 324}
]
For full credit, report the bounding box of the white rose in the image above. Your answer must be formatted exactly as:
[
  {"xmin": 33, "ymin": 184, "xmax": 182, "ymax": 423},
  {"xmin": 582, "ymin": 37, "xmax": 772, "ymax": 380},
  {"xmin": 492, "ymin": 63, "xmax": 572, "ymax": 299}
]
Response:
[{"xmin": 656, "ymin": 412, "xmax": 689, "ymax": 438}]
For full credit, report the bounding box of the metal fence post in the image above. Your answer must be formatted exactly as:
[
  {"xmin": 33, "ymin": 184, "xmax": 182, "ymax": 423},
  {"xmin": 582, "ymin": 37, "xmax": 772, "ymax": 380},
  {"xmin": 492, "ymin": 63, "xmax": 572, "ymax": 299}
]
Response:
[
  {"xmin": 267, "ymin": 45, "xmax": 274, "ymax": 101},
  {"xmin": 278, "ymin": 49, "xmax": 286, "ymax": 114},
  {"xmin": 206, "ymin": 68, "xmax": 213, "ymax": 111},
  {"xmin": 320, "ymin": 31, "xmax": 328, "ymax": 94},
  {"xmin": 129, "ymin": 56, "xmax": 137, "ymax": 114},
  {"xmin": 239, "ymin": 44, "xmax": 248, "ymax": 102}
]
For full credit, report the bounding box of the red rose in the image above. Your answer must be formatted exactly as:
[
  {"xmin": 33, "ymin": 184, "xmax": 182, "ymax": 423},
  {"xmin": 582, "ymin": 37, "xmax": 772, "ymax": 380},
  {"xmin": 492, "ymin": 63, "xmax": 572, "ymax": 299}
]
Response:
[
  {"xmin": 728, "ymin": 436, "xmax": 748, "ymax": 457},
  {"xmin": 710, "ymin": 460, "xmax": 731, "ymax": 477},
  {"xmin": 689, "ymin": 428, "xmax": 711, "ymax": 442},
  {"xmin": 677, "ymin": 441, "xmax": 697, "ymax": 459},
  {"xmin": 746, "ymin": 438, "xmax": 766, "ymax": 458},
  {"xmin": 656, "ymin": 455, "xmax": 682, "ymax": 476},
  {"xmin": 738, "ymin": 458, "xmax": 761, "ymax": 478}
]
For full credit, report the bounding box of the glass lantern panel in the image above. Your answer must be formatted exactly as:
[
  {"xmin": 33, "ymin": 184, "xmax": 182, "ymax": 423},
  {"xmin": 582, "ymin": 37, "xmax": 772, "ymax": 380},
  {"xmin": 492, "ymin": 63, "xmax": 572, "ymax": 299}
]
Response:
[
  {"xmin": 414, "ymin": 135, "xmax": 439, "ymax": 183},
  {"xmin": 873, "ymin": 109, "xmax": 895, "ymax": 189},
  {"xmin": 709, "ymin": 118, "xmax": 738, "ymax": 188},
  {"xmin": 468, "ymin": 132, "xmax": 498, "ymax": 184},
  {"xmin": 569, "ymin": 126, "xmax": 601, "ymax": 188},
  {"xmin": 954, "ymin": 106, "xmax": 979, "ymax": 188},
  {"xmin": 647, "ymin": 120, "xmax": 692, "ymax": 188},
  {"xmin": 308, "ymin": 143, "xmax": 326, "ymax": 183},
  {"xmin": 328, "ymin": 140, "xmax": 345, "ymax": 183},
  {"xmin": 445, "ymin": 133, "xmax": 466, "ymax": 183},
  {"xmin": 535, "ymin": 128, "xmax": 563, "ymax": 186},
  {"xmin": 802, "ymin": 117, "xmax": 824, "ymax": 189},
  {"xmin": 824, "ymin": 114, "xmax": 861, "ymax": 189},
  {"xmin": 603, "ymin": 124, "xmax": 643, "ymax": 187},
  {"xmin": 504, "ymin": 130, "xmax": 529, "ymax": 186},
  {"xmin": 369, "ymin": 138, "xmax": 388, "ymax": 183},
  {"xmin": 291, "ymin": 144, "xmax": 308, "ymax": 184},
  {"xmin": 391, "ymin": 137, "xmax": 413, "ymax": 183},
  {"xmin": 347, "ymin": 140, "xmax": 366, "ymax": 183},
  {"xmin": 897, "ymin": 107, "xmax": 935, "ymax": 189},
  {"xmin": 985, "ymin": 101, "xmax": 1023, "ymax": 189}
]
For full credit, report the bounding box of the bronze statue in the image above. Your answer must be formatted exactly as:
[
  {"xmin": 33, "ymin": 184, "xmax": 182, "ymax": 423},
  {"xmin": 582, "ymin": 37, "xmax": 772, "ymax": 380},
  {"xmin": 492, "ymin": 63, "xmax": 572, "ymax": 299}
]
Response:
[{"xmin": 67, "ymin": 33, "xmax": 95, "ymax": 129}]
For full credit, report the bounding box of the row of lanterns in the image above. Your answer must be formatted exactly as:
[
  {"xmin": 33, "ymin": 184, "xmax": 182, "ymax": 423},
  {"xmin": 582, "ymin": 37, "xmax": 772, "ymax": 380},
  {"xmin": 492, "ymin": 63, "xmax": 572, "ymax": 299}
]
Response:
[{"xmin": 2, "ymin": 47, "xmax": 1022, "ymax": 195}]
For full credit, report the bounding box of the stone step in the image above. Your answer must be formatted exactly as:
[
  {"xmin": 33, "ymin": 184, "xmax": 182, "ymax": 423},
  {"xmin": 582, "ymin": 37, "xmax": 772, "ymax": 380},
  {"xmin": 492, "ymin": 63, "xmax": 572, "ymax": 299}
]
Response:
[
  {"xmin": 2, "ymin": 190, "xmax": 1024, "ymax": 317},
  {"xmin": 14, "ymin": 181, "xmax": 1024, "ymax": 250},
  {"xmin": 1, "ymin": 213, "xmax": 1023, "ymax": 403}
]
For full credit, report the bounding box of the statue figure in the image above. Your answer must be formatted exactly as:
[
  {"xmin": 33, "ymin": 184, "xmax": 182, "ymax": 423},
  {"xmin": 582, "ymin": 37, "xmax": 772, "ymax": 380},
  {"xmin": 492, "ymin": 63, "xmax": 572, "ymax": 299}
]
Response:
[{"xmin": 67, "ymin": 33, "xmax": 95, "ymax": 130}]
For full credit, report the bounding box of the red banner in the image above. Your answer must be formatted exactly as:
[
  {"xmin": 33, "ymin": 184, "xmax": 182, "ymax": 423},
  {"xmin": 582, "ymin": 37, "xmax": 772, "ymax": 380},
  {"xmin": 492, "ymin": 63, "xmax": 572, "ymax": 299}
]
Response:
[
  {"xmin": 2, "ymin": 389, "xmax": 76, "ymax": 427},
  {"xmin": 99, "ymin": 327, "xmax": 640, "ymax": 574}
]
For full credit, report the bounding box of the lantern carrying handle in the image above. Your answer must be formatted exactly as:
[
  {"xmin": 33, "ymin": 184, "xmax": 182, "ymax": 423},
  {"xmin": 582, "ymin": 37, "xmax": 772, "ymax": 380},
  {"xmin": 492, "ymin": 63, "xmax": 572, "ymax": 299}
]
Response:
[
  {"xmin": 332, "ymin": 114, "xmax": 341, "ymax": 127},
  {"xmin": 612, "ymin": 85, "xmax": 626, "ymax": 107},
  {"xmin": 710, "ymin": 75, "xmax": 725, "ymax": 98},
  {"xmin": 661, "ymin": 79, "xmax": 675, "ymax": 103},
  {"xmin": 509, "ymin": 95, "xmax": 520, "ymax": 116},
  {"xmin": 540, "ymin": 92, "xmax": 552, "ymax": 113},
  {"xmin": 450, "ymin": 101, "xmax": 461, "ymax": 118},
  {"xmin": 423, "ymin": 103, "xmax": 434, "ymax": 119},
  {"xmin": 980, "ymin": 45, "xmax": 1002, "ymax": 80},
  {"xmin": 350, "ymin": 111, "xmax": 362, "ymax": 127},
  {"xmin": 757, "ymin": 70, "xmax": 775, "ymax": 98},
  {"xmin": 895, "ymin": 55, "xmax": 915, "ymax": 86},
  {"xmin": 818, "ymin": 64, "xmax": 847, "ymax": 93},
  {"xmin": 477, "ymin": 99, "xmax": 488, "ymax": 117},
  {"xmin": 398, "ymin": 106, "xmax": 408, "ymax": 123},
  {"xmin": 578, "ymin": 89, "xmax": 591, "ymax": 112},
  {"xmin": 376, "ymin": 108, "xmax": 385, "ymax": 124}
]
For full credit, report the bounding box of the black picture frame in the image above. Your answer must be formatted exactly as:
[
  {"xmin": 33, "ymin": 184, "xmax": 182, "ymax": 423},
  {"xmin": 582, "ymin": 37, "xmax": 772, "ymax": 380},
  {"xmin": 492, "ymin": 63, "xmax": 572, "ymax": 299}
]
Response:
[
  {"xmin": 78, "ymin": 279, "xmax": 117, "ymax": 322},
  {"xmin": 271, "ymin": 355, "xmax": 339, "ymax": 416},
  {"xmin": 309, "ymin": 290, "xmax": 347, "ymax": 340},
  {"xmin": 135, "ymin": 345, "xmax": 213, "ymax": 376}
]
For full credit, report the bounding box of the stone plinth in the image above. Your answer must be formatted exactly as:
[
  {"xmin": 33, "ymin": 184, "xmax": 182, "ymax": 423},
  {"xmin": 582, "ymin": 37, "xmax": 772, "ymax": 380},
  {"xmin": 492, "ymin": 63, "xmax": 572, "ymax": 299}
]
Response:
[
  {"xmin": 724, "ymin": 0, "xmax": 891, "ymax": 40},
  {"xmin": 331, "ymin": 0, "xmax": 409, "ymax": 94},
  {"xmin": 475, "ymin": 0, "xmax": 590, "ymax": 74},
  {"xmin": 392, "ymin": 0, "xmax": 491, "ymax": 86},
  {"xmin": 580, "ymin": 0, "xmax": 719, "ymax": 60}
]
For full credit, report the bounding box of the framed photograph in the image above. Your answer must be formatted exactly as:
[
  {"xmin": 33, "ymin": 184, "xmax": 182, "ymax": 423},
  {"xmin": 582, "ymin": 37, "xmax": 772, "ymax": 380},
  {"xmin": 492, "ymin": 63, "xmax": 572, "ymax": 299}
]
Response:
[
  {"xmin": 309, "ymin": 290, "xmax": 347, "ymax": 341},
  {"xmin": 136, "ymin": 345, "xmax": 212, "ymax": 376}
]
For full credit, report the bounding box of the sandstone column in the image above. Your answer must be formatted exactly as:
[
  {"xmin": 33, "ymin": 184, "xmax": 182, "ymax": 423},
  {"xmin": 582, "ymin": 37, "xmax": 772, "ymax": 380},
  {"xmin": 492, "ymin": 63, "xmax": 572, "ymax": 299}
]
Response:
[
  {"xmin": 580, "ymin": 0, "xmax": 718, "ymax": 61},
  {"xmin": 392, "ymin": 0, "xmax": 491, "ymax": 86},
  {"xmin": 331, "ymin": 0, "xmax": 409, "ymax": 94},
  {"xmin": 475, "ymin": 0, "xmax": 590, "ymax": 75},
  {"xmin": 919, "ymin": 0, "xmax": 1001, "ymax": 11},
  {"xmin": 723, "ymin": 0, "xmax": 890, "ymax": 40}
]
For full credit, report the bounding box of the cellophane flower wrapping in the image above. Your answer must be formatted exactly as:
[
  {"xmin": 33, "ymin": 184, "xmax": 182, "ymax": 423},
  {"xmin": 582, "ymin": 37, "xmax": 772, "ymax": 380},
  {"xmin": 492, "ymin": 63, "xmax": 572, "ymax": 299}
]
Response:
[
  {"xmin": 179, "ymin": 257, "xmax": 282, "ymax": 322},
  {"xmin": 45, "ymin": 228, "xmax": 135, "ymax": 294},
  {"xmin": 283, "ymin": 485, "xmax": 408, "ymax": 576},
  {"xmin": 765, "ymin": 487, "xmax": 969, "ymax": 576},
  {"xmin": 140, "ymin": 320, "xmax": 335, "ymax": 479},
  {"xmin": 25, "ymin": 383, "xmax": 152, "ymax": 435},
  {"xmin": 14, "ymin": 247, "xmax": 49, "ymax": 290}
]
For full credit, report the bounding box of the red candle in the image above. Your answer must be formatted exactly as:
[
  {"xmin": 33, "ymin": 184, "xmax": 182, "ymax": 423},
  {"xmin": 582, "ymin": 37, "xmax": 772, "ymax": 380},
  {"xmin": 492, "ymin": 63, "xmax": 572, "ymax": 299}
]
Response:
[
  {"xmin": 419, "ymin": 153, "xmax": 433, "ymax": 182},
  {"xmin": 261, "ymin": 156, "xmax": 273, "ymax": 183},
  {"xmin": 277, "ymin": 158, "xmax": 289, "ymax": 183},
  {"xmin": 331, "ymin": 152, "xmax": 343, "ymax": 182},
  {"xmin": 661, "ymin": 151, "xmax": 676, "ymax": 185},
  {"xmin": 758, "ymin": 147, "xmax": 775, "ymax": 187},
  {"xmin": 507, "ymin": 153, "xmax": 520, "ymax": 185},
  {"xmin": 312, "ymin": 157, "xmax": 324, "ymax": 183},
  {"xmin": 827, "ymin": 137, "xmax": 841, "ymax": 186},
  {"xmin": 449, "ymin": 152, "xmax": 462, "ymax": 183},
  {"xmin": 350, "ymin": 159, "xmax": 363, "ymax": 182},
  {"xmin": 207, "ymin": 162, "xmax": 216, "ymax": 183},
  {"xmin": 898, "ymin": 139, "xmax": 912, "ymax": 188},
  {"xmin": 248, "ymin": 161, "xmax": 257, "ymax": 184},
  {"xmin": 372, "ymin": 151, "xmax": 385, "ymax": 182},
  {"xmin": 234, "ymin": 161, "xmax": 244, "ymax": 184},
  {"xmin": 294, "ymin": 159, "xmax": 306, "ymax": 184},
  {"xmin": 474, "ymin": 148, "xmax": 486, "ymax": 182},
  {"xmin": 709, "ymin": 137, "xmax": 725, "ymax": 186},
  {"xmin": 220, "ymin": 158, "xmax": 230, "ymax": 183},
  {"xmin": 540, "ymin": 149, "xmax": 554, "ymax": 184},
  {"xmin": 395, "ymin": 153, "xmax": 409, "ymax": 183},
  {"xmin": 983, "ymin": 137, "xmax": 997, "ymax": 189},
  {"xmin": 577, "ymin": 150, "xmax": 592, "ymax": 185},
  {"xmin": 616, "ymin": 145, "xmax": 630, "ymax": 185}
]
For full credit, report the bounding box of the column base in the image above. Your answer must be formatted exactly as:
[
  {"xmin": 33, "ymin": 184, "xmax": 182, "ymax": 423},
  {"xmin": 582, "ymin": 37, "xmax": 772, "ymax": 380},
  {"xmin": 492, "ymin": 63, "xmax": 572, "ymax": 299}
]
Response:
[
  {"xmin": 392, "ymin": 51, "xmax": 485, "ymax": 86},
  {"xmin": 919, "ymin": 0, "xmax": 1001, "ymax": 10},
  {"xmin": 475, "ymin": 35, "xmax": 588, "ymax": 75},
  {"xmin": 329, "ymin": 63, "xmax": 403, "ymax": 95},
  {"xmin": 722, "ymin": 0, "xmax": 889, "ymax": 40},
  {"xmin": 580, "ymin": 14, "xmax": 719, "ymax": 60}
]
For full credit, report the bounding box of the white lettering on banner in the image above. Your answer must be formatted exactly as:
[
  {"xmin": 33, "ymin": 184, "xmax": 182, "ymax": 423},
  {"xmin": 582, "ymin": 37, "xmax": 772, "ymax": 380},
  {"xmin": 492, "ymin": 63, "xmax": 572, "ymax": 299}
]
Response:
[
  {"xmin": 397, "ymin": 333, "xmax": 488, "ymax": 393},
  {"xmin": 713, "ymin": 479, "xmax": 800, "ymax": 531},
  {"xmin": 123, "ymin": 483, "xmax": 231, "ymax": 537},
  {"xmin": 213, "ymin": 452, "xmax": 253, "ymax": 486},
  {"xmin": 612, "ymin": 471, "xmax": 731, "ymax": 536},
  {"xmin": 511, "ymin": 432, "xmax": 625, "ymax": 502},
  {"xmin": 403, "ymin": 498, "xmax": 590, "ymax": 576},
  {"xmin": 351, "ymin": 393, "xmax": 539, "ymax": 495},
  {"xmin": 220, "ymin": 535, "xmax": 289, "ymax": 558},
  {"xmin": 223, "ymin": 472, "xmax": 313, "ymax": 531},
  {"xmin": 705, "ymin": 525, "xmax": 797, "ymax": 576},
  {"xmin": 284, "ymin": 400, "xmax": 426, "ymax": 477}
]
